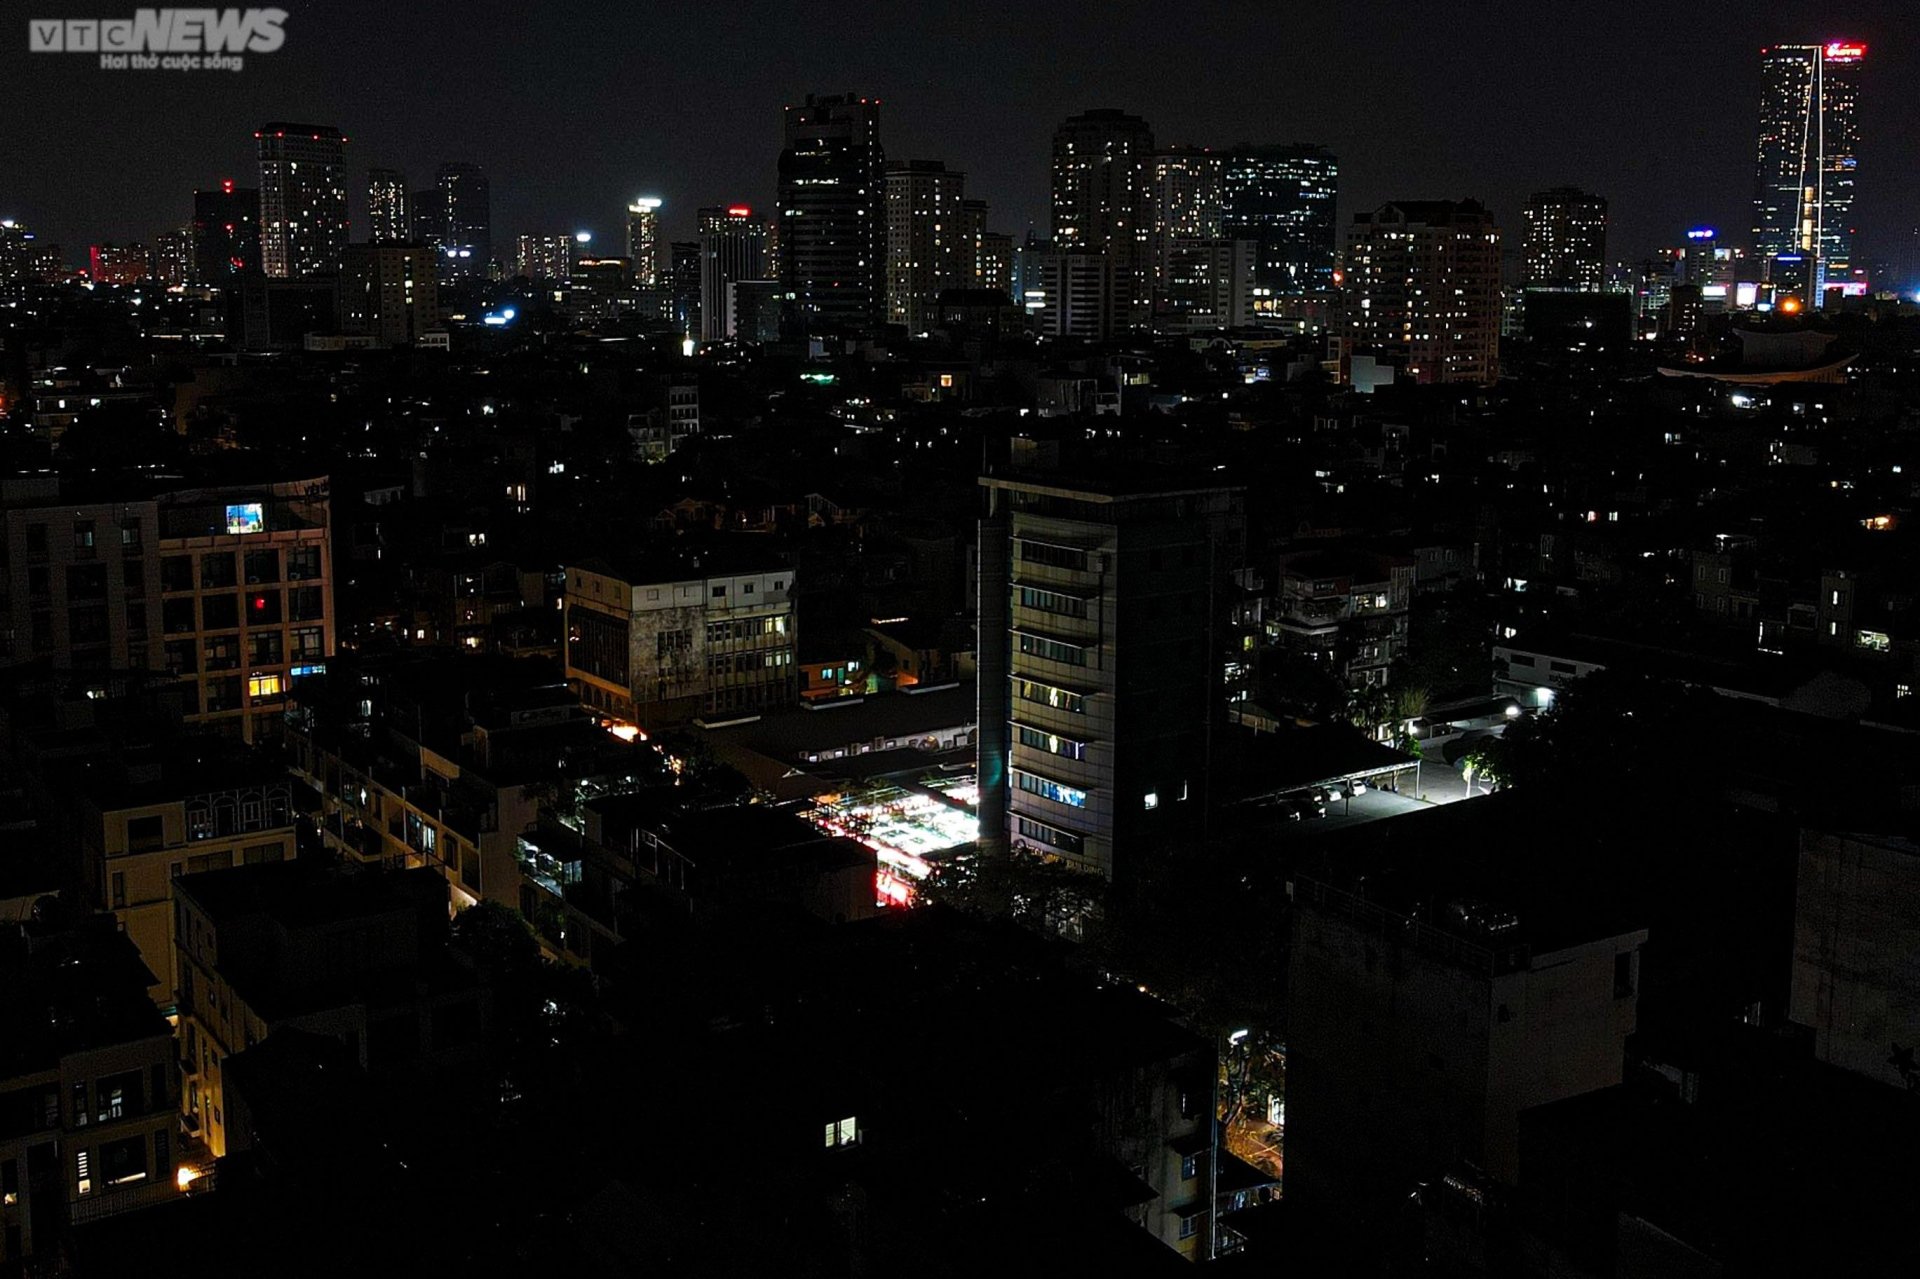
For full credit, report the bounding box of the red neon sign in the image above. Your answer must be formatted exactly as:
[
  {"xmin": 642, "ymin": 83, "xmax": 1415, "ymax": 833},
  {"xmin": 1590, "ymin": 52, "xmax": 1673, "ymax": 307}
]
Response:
[
  {"xmin": 1825, "ymin": 41, "xmax": 1865, "ymax": 61},
  {"xmin": 726, "ymin": 205, "xmax": 751, "ymax": 217}
]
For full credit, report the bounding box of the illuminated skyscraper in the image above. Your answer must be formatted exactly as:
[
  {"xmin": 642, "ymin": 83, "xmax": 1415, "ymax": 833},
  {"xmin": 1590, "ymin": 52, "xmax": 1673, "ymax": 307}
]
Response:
[
  {"xmin": 1221, "ymin": 143, "xmax": 1339, "ymax": 296},
  {"xmin": 366, "ymin": 168, "xmax": 409, "ymax": 243},
  {"xmin": 1753, "ymin": 41, "xmax": 1865, "ymax": 304},
  {"xmin": 1149, "ymin": 147, "xmax": 1224, "ymax": 298},
  {"xmin": 884, "ymin": 159, "xmax": 967, "ymax": 331},
  {"xmin": 778, "ymin": 94, "xmax": 885, "ymax": 331},
  {"xmin": 698, "ymin": 205, "xmax": 768, "ymax": 341},
  {"xmin": 1521, "ymin": 187, "xmax": 1608, "ymax": 292},
  {"xmin": 191, "ymin": 180, "xmax": 261, "ymax": 284},
  {"xmin": 256, "ymin": 122, "xmax": 348, "ymax": 278},
  {"xmin": 626, "ymin": 197, "xmax": 662, "ymax": 286},
  {"xmin": 515, "ymin": 234, "xmax": 574, "ymax": 281},
  {"xmin": 1052, "ymin": 109, "xmax": 1155, "ymax": 331}
]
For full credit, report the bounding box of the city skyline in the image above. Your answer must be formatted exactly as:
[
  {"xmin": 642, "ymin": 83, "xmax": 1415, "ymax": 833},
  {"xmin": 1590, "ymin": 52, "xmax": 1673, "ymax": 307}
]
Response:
[{"xmin": 3, "ymin": 2, "xmax": 1914, "ymax": 276}]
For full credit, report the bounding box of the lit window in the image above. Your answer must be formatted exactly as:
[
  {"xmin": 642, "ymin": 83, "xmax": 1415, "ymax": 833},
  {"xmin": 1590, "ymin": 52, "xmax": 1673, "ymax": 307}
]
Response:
[
  {"xmin": 1144, "ymin": 791, "xmax": 1159, "ymax": 811},
  {"xmin": 824, "ymin": 1116, "xmax": 859, "ymax": 1149},
  {"xmin": 248, "ymin": 674, "xmax": 283, "ymax": 698}
]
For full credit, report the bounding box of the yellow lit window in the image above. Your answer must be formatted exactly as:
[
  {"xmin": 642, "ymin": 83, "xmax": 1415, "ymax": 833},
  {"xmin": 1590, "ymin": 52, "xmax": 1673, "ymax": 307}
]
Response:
[{"xmin": 248, "ymin": 674, "xmax": 283, "ymax": 698}]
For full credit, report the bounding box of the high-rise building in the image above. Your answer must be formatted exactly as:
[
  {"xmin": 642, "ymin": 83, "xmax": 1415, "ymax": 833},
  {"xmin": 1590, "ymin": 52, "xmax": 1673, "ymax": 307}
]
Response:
[
  {"xmin": 1753, "ymin": 41, "xmax": 1866, "ymax": 303},
  {"xmin": 884, "ymin": 159, "xmax": 967, "ymax": 331},
  {"xmin": 435, "ymin": 161, "xmax": 491, "ymax": 277},
  {"xmin": 1344, "ymin": 200, "xmax": 1502, "ymax": 385},
  {"xmin": 1221, "ymin": 143, "xmax": 1339, "ymax": 298},
  {"xmin": 778, "ymin": 94, "xmax": 885, "ymax": 331},
  {"xmin": 976, "ymin": 453, "xmax": 1243, "ymax": 882},
  {"xmin": 411, "ymin": 186, "xmax": 446, "ymax": 252},
  {"xmin": 978, "ymin": 231, "xmax": 1015, "ymax": 299},
  {"xmin": 1028, "ymin": 251, "xmax": 1112, "ymax": 340},
  {"xmin": 1521, "ymin": 186, "xmax": 1608, "ymax": 292},
  {"xmin": 87, "ymin": 243, "xmax": 150, "ymax": 286},
  {"xmin": 515, "ymin": 234, "xmax": 574, "ymax": 281},
  {"xmin": 669, "ymin": 240, "xmax": 701, "ymax": 337},
  {"xmin": 1159, "ymin": 238, "xmax": 1254, "ymax": 331},
  {"xmin": 626, "ymin": 197, "xmax": 662, "ymax": 286},
  {"xmin": 191, "ymin": 181, "xmax": 262, "ymax": 285},
  {"xmin": 152, "ymin": 226, "xmax": 193, "ymax": 288},
  {"xmin": 1051, "ymin": 109, "xmax": 1155, "ymax": 331},
  {"xmin": 1150, "ymin": 146, "xmax": 1224, "ymax": 292},
  {"xmin": 698, "ymin": 206, "xmax": 768, "ymax": 340},
  {"xmin": 256, "ymin": 122, "xmax": 348, "ymax": 279},
  {"xmin": 337, "ymin": 243, "xmax": 441, "ymax": 346},
  {"xmin": 365, "ymin": 167, "xmax": 409, "ymax": 243}
]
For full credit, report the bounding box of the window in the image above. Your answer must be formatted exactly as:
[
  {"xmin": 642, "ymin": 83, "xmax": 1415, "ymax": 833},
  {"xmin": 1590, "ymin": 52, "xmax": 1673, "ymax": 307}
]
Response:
[
  {"xmin": 1855, "ymin": 630, "xmax": 1891, "ymax": 653},
  {"xmin": 25, "ymin": 523, "xmax": 47, "ymax": 556},
  {"xmin": 1016, "ymin": 631, "xmax": 1089, "ymax": 666},
  {"xmin": 153, "ymin": 1129, "xmax": 169, "ymax": 1180},
  {"xmin": 244, "ymin": 549, "xmax": 279, "ymax": 583},
  {"xmin": 75, "ymin": 1146, "xmax": 91, "ymax": 1196},
  {"xmin": 248, "ymin": 673, "xmax": 284, "ymax": 699},
  {"xmin": 1182, "ymin": 1154, "xmax": 1199, "ymax": 1181},
  {"xmin": 121, "ymin": 520, "xmax": 142, "ymax": 548},
  {"xmin": 96, "ymin": 1070, "xmax": 141, "ymax": 1122},
  {"xmin": 111, "ymin": 871, "xmax": 126, "ymax": 909},
  {"xmin": 824, "ymin": 1116, "xmax": 859, "ymax": 1148},
  {"xmin": 286, "ymin": 545, "xmax": 321, "ymax": 580},
  {"xmin": 99, "ymin": 1135, "xmax": 147, "ymax": 1186},
  {"xmin": 1178, "ymin": 1211, "xmax": 1202, "ymax": 1240},
  {"xmin": 161, "ymin": 555, "xmax": 193, "ymax": 592},
  {"xmin": 1015, "ymin": 723, "xmax": 1088, "ymax": 761},
  {"xmin": 1143, "ymin": 791, "xmax": 1159, "ymax": 811},
  {"xmin": 1016, "ymin": 585, "xmax": 1089, "ymax": 618},
  {"xmin": 204, "ymin": 677, "xmax": 242, "ymax": 713},
  {"xmin": 200, "ymin": 553, "xmax": 236, "ymax": 589},
  {"xmin": 1013, "ymin": 678, "xmax": 1085, "ymax": 714},
  {"xmin": 249, "ymin": 630, "xmax": 284, "ymax": 665},
  {"xmin": 1014, "ymin": 769, "xmax": 1087, "ymax": 809},
  {"xmin": 67, "ymin": 563, "xmax": 108, "ymax": 600},
  {"xmin": 201, "ymin": 594, "xmax": 239, "ymax": 630},
  {"xmin": 1016, "ymin": 817, "xmax": 1084, "ymax": 855},
  {"xmin": 291, "ymin": 627, "xmax": 324, "ymax": 660},
  {"xmin": 247, "ymin": 591, "xmax": 282, "ymax": 624},
  {"xmin": 1016, "ymin": 538, "xmax": 1090, "ymax": 571},
  {"xmin": 243, "ymin": 842, "xmax": 283, "ymax": 866},
  {"xmin": 204, "ymin": 635, "xmax": 240, "ymax": 671},
  {"xmin": 712, "ymin": 585, "xmax": 726, "ymax": 598},
  {"xmin": 72, "ymin": 1081, "xmax": 89, "ymax": 1126},
  {"xmin": 289, "ymin": 586, "xmax": 325, "ymax": 620},
  {"xmin": 73, "ymin": 519, "xmax": 96, "ymax": 551}
]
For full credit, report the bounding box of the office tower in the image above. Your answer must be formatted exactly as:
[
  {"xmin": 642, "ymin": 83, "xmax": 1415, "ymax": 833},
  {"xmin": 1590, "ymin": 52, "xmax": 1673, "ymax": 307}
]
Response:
[
  {"xmin": 669, "ymin": 240, "xmax": 701, "ymax": 336},
  {"xmin": 884, "ymin": 159, "xmax": 967, "ymax": 331},
  {"xmin": 515, "ymin": 233, "xmax": 574, "ymax": 281},
  {"xmin": 626, "ymin": 197, "xmax": 662, "ymax": 286},
  {"xmin": 435, "ymin": 161, "xmax": 491, "ymax": 277},
  {"xmin": 697, "ymin": 206, "xmax": 768, "ymax": 340},
  {"xmin": 88, "ymin": 243, "xmax": 150, "ymax": 285},
  {"xmin": 957, "ymin": 198, "xmax": 990, "ymax": 284},
  {"xmin": 1159, "ymin": 238, "xmax": 1253, "ymax": 331},
  {"xmin": 365, "ymin": 167, "xmax": 409, "ymax": 243},
  {"xmin": 1344, "ymin": 200, "xmax": 1502, "ymax": 385},
  {"xmin": 152, "ymin": 228, "xmax": 193, "ymax": 287},
  {"xmin": 192, "ymin": 181, "xmax": 262, "ymax": 284},
  {"xmin": 976, "ymin": 453, "xmax": 1243, "ymax": 882},
  {"xmin": 1150, "ymin": 146, "xmax": 1224, "ymax": 293},
  {"xmin": 411, "ymin": 186, "xmax": 447, "ymax": 252},
  {"xmin": 1754, "ymin": 41, "xmax": 1866, "ymax": 303},
  {"xmin": 1051, "ymin": 109, "xmax": 1155, "ymax": 330},
  {"xmin": 778, "ymin": 93, "xmax": 885, "ymax": 330},
  {"xmin": 978, "ymin": 230, "xmax": 1015, "ymax": 298},
  {"xmin": 1221, "ymin": 143, "xmax": 1339, "ymax": 298},
  {"xmin": 337, "ymin": 243, "xmax": 441, "ymax": 345},
  {"xmin": 256, "ymin": 122, "xmax": 348, "ymax": 278},
  {"xmin": 1522, "ymin": 186, "xmax": 1608, "ymax": 291},
  {"xmin": 1026, "ymin": 251, "xmax": 1112, "ymax": 339}
]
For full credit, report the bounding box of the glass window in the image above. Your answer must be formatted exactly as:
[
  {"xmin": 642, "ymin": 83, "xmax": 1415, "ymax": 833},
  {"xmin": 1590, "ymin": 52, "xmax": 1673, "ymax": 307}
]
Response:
[
  {"xmin": 200, "ymin": 553, "xmax": 236, "ymax": 589},
  {"xmin": 244, "ymin": 549, "xmax": 279, "ymax": 583},
  {"xmin": 161, "ymin": 556, "xmax": 193, "ymax": 592},
  {"xmin": 286, "ymin": 545, "xmax": 322, "ymax": 580}
]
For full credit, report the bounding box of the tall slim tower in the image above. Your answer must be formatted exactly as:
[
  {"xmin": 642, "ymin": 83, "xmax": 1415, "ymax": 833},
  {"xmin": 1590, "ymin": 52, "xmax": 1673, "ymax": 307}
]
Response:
[
  {"xmin": 256, "ymin": 123, "xmax": 348, "ymax": 278},
  {"xmin": 1221, "ymin": 143, "xmax": 1339, "ymax": 296},
  {"xmin": 1051, "ymin": 109, "xmax": 1155, "ymax": 331},
  {"xmin": 191, "ymin": 179, "xmax": 261, "ymax": 284},
  {"xmin": 977, "ymin": 452, "xmax": 1243, "ymax": 884},
  {"xmin": 883, "ymin": 160, "xmax": 967, "ymax": 331},
  {"xmin": 698, "ymin": 206, "xmax": 768, "ymax": 341},
  {"xmin": 366, "ymin": 168, "xmax": 409, "ymax": 244},
  {"xmin": 435, "ymin": 162, "xmax": 491, "ymax": 277},
  {"xmin": 1753, "ymin": 41, "xmax": 1866, "ymax": 304},
  {"xmin": 778, "ymin": 94, "xmax": 885, "ymax": 331},
  {"xmin": 1521, "ymin": 187, "xmax": 1608, "ymax": 292},
  {"xmin": 626, "ymin": 197, "xmax": 663, "ymax": 286}
]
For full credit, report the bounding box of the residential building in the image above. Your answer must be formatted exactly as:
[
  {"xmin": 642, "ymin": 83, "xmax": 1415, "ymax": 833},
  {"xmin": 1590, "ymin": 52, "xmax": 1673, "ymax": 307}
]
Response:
[
  {"xmin": 433, "ymin": 161, "xmax": 491, "ymax": 277},
  {"xmin": 1344, "ymin": 200, "xmax": 1502, "ymax": 385},
  {"xmin": 1261, "ymin": 549, "xmax": 1414, "ymax": 690},
  {"xmin": 778, "ymin": 94, "xmax": 885, "ymax": 331},
  {"xmin": 172, "ymin": 861, "xmax": 485, "ymax": 1157},
  {"xmin": 1029, "ymin": 250, "xmax": 1112, "ymax": 340},
  {"xmin": 514, "ymin": 233, "xmax": 573, "ymax": 281},
  {"xmin": 977, "ymin": 451, "xmax": 1243, "ymax": 880},
  {"xmin": 151, "ymin": 228, "xmax": 192, "ymax": 289},
  {"xmin": 1521, "ymin": 186, "xmax": 1608, "ymax": 292},
  {"xmin": 1158, "ymin": 238, "xmax": 1253, "ymax": 332},
  {"xmin": 337, "ymin": 243, "xmax": 442, "ymax": 346},
  {"xmin": 564, "ymin": 550, "xmax": 797, "ymax": 725},
  {"xmin": 1791, "ymin": 828, "xmax": 1920, "ymax": 1090},
  {"xmin": 1051, "ymin": 109, "xmax": 1155, "ymax": 330},
  {"xmin": 1151, "ymin": 146, "xmax": 1225, "ymax": 289},
  {"xmin": 87, "ymin": 245, "xmax": 148, "ymax": 286},
  {"xmin": 365, "ymin": 168, "xmax": 408, "ymax": 244},
  {"xmin": 256, "ymin": 123, "xmax": 348, "ymax": 279},
  {"xmin": 0, "ymin": 919, "xmax": 179, "ymax": 1270},
  {"xmin": 884, "ymin": 160, "xmax": 967, "ymax": 331},
  {"xmin": 1285, "ymin": 796, "xmax": 1647, "ymax": 1231}
]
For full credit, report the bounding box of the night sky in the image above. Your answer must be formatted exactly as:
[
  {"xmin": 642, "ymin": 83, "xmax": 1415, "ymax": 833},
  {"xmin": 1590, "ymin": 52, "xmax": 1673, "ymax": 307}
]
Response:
[{"xmin": 5, "ymin": 0, "xmax": 1915, "ymax": 269}]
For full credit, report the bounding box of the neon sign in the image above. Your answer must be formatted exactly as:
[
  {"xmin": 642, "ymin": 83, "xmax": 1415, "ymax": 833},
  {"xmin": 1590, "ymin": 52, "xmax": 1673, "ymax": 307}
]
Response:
[{"xmin": 1824, "ymin": 42, "xmax": 1865, "ymax": 62}]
